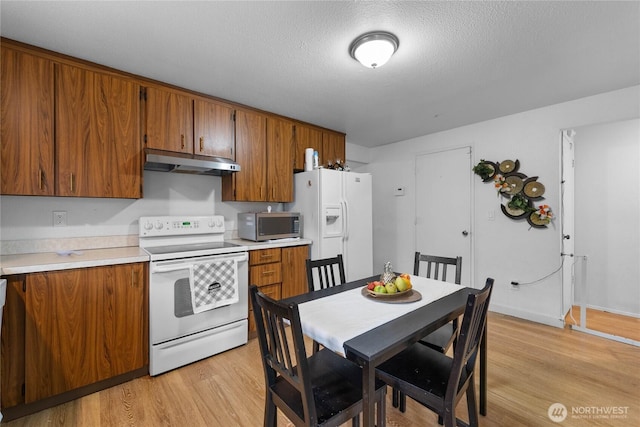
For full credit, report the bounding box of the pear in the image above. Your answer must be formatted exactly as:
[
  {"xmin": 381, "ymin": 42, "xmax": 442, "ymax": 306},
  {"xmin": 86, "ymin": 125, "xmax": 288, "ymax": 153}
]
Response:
[{"xmin": 385, "ymin": 282, "xmax": 398, "ymax": 294}]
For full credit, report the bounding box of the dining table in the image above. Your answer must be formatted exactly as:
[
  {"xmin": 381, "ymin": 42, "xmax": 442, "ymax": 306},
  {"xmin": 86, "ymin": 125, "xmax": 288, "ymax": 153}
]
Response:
[{"xmin": 282, "ymin": 274, "xmax": 487, "ymax": 427}]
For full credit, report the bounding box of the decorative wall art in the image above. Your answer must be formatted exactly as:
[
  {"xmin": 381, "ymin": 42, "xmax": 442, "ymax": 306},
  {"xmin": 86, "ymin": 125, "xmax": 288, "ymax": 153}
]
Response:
[{"xmin": 473, "ymin": 159, "xmax": 553, "ymax": 228}]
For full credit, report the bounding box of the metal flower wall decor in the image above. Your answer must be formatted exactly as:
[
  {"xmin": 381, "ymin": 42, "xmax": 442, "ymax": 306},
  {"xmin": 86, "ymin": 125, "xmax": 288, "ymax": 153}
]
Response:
[{"xmin": 473, "ymin": 159, "xmax": 553, "ymax": 228}]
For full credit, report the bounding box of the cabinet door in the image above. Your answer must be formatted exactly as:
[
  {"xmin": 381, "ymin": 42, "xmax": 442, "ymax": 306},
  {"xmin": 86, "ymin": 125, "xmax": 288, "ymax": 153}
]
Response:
[
  {"xmin": 222, "ymin": 109, "xmax": 266, "ymax": 201},
  {"xmin": 194, "ymin": 99, "xmax": 235, "ymax": 159},
  {"xmin": 281, "ymin": 245, "xmax": 310, "ymax": 299},
  {"xmin": 266, "ymin": 117, "xmax": 294, "ymax": 202},
  {"xmin": 56, "ymin": 64, "xmax": 141, "ymax": 198},
  {"xmin": 293, "ymin": 124, "xmax": 322, "ymax": 171},
  {"xmin": 99, "ymin": 263, "xmax": 148, "ymax": 374},
  {"xmin": 1, "ymin": 46, "xmax": 54, "ymax": 196},
  {"xmin": 24, "ymin": 264, "xmax": 147, "ymax": 402},
  {"xmin": 1, "ymin": 276, "xmax": 27, "ymax": 408},
  {"xmin": 322, "ymin": 131, "xmax": 346, "ymax": 168},
  {"xmin": 144, "ymin": 86, "xmax": 193, "ymax": 154}
]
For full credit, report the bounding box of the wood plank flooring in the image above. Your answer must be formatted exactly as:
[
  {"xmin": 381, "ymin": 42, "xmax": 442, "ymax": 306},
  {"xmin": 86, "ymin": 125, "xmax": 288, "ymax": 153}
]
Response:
[
  {"xmin": 564, "ymin": 305, "xmax": 640, "ymax": 342},
  {"xmin": 4, "ymin": 312, "xmax": 639, "ymax": 426}
]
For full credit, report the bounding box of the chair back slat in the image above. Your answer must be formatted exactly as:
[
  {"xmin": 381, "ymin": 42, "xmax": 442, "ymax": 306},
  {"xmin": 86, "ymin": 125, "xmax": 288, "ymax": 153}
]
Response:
[
  {"xmin": 447, "ymin": 278, "xmax": 493, "ymax": 398},
  {"xmin": 306, "ymin": 254, "xmax": 346, "ymax": 292},
  {"xmin": 250, "ymin": 285, "xmax": 316, "ymax": 424},
  {"xmin": 414, "ymin": 252, "xmax": 462, "ymax": 284}
]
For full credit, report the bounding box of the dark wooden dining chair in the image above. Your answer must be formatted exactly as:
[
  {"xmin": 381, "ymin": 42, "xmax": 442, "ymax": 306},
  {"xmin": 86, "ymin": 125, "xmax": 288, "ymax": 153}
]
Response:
[
  {"xmin": 393, "ymin": 252, "xmax": 464, "ymax": 413},
  {"xmin": 249, "ymin": 285, "xmax": 386, "ymax": 427},
  {"xmin": 305, "ymin": 255, "xmax": 347, "ymax": 353},
  {"xmin": 305, "ymin": 254, "xmax": 346, "ymax": 292},
  {"xmin": 377, "ymin": 278, "xmax": 494, "ymax": 427},
  {"xmin": 414, "ymin": 253, "xmax": 463, "ymax": 353}
]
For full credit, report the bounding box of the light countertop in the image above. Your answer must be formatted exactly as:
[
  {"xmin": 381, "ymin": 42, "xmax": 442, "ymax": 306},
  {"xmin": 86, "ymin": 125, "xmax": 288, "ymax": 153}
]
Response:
[{"xmin": 0, "ymin": 239, "xmax": 312, "ymax": 275}]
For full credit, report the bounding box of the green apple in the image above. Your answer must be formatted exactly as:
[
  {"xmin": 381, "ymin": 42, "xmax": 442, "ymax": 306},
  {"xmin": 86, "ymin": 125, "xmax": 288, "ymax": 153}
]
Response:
[{"xmin": 374, "ymin": 285, "xmax": 387, "ymax": 293}]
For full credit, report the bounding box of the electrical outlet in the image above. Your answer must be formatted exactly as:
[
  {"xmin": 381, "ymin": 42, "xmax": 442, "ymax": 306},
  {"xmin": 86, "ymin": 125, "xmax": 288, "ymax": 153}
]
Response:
[{"xmin": 53, "ymin": 211, "xmax": 67, "ymax": 227}]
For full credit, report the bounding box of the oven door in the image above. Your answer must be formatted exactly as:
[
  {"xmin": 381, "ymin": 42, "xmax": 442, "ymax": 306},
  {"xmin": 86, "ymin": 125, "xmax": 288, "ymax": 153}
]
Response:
[{"xmin": 149, "ymin": 252, "xmax": 248, "ymax": 345}]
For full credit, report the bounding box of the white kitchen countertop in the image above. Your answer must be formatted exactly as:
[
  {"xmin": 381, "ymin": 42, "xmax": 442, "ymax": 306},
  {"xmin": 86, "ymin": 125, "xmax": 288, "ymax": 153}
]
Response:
[
  {"xmin": 0, "ymin": 247, "xmax": 150, "ymax": 275},
  {"xmin": 0, "ymin": 239, "xmax": 312, "ymax": 275}
]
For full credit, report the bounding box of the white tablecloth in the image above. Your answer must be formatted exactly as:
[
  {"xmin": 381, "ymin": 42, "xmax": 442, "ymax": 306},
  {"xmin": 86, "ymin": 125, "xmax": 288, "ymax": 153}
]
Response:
[{"xmin": 297, "ymin": 275, "xmax": 462, "ymax": 354}]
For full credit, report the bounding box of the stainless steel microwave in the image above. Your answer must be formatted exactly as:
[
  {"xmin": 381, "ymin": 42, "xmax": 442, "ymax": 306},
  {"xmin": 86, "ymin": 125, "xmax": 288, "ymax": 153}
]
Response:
[{"xmin": 237, "ymin": 212, "xmax": 302, "ymax": 241}]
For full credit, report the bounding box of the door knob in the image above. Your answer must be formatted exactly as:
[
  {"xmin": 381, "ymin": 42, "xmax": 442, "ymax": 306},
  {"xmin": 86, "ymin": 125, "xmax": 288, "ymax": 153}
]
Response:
[{"xmin": 462, "ymin": 230, "xmax": 469, "ymax": 236}]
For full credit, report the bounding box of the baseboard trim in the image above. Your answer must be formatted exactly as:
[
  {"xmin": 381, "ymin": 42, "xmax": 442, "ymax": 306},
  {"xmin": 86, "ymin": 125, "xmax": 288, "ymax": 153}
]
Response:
[{"xmin": 490, "ymin": 304, "xmax": 565, "ymax": 329}]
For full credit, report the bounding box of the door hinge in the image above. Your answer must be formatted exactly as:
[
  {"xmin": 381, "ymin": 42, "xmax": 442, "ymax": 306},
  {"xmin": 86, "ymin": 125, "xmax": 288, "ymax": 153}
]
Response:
[
  {"xmin": 232, "ymin": 111, "xmax": 236, "ymax": 122},
  {"xmin": 22, "ymin": 383, "xmax": 26, "ymax": 397},
  {"xmin": 23, "ymin": 280, "xmax": 26, "ymax": 292},
  {"xmin": 140, "ymin": 88, "xmax": 147, "ymax": 101},
  {"xmin": 144, "ymin": 134, "xmax": 148, "ymax": 144}
]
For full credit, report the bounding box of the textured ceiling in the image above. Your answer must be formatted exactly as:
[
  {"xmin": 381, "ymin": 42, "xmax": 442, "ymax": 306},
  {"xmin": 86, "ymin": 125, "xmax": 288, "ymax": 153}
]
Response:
[{"xmin": 1, "ymin": 1, "xmax": 638, "ymax": 148}]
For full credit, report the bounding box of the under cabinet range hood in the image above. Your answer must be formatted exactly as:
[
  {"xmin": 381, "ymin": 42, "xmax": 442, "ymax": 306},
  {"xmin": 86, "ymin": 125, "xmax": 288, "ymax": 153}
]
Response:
[{"xmin": 144, "ymin": 149, "xmax": 240, "ymax": 176}]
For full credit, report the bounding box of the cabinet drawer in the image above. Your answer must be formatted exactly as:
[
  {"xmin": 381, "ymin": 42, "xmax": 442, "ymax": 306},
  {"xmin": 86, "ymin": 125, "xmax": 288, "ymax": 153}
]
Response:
[
  {"xmin": 249, "ymin": 248, "xmax": 281, "ymax": 265},
  {"xmin": 250, "ymin": 263, "xmax": 282, "ymax": 286}
]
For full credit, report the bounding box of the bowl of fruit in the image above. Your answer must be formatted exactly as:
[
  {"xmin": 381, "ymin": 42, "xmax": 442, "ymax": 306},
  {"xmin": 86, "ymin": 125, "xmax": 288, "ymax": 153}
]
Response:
[{"xmin": 365, "ymin": 273, "xmax": 413, "ymax": 298}]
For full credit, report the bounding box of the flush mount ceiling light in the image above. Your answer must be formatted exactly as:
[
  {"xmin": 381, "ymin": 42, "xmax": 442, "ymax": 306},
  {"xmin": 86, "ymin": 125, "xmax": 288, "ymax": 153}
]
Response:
[{"xmin": 349, "ymin": 31, "xmax": 399, "ymax": 69}]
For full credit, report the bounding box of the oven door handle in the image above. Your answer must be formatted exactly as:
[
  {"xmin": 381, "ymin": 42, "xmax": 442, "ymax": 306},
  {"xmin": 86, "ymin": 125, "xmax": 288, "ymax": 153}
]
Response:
[{"xmin": 151, "ymin": 252, "xmax": 248, "ymax": 273}]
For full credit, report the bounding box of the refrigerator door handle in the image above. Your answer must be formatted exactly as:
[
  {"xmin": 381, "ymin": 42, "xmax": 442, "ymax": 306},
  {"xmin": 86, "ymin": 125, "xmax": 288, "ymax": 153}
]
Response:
[{"xmin": 342, "ymin": 200, "xmax": 349, "ymax": 239}]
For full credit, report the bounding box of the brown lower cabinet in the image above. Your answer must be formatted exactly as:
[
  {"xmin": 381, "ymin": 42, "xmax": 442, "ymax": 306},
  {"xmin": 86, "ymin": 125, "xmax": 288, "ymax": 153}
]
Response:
[
  {"xmin": 1, "ymin": 263, "xmax": 148, "ymax": 420},
  {"xmin": 247, "ymin": 245, "xmax": 309, "ymax": 336}
]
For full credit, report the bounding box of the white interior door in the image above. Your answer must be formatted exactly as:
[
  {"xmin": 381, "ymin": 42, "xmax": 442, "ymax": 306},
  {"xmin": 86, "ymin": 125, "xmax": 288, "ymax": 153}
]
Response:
[{"xmin": 415, "ymin": 147, "xmax": 472, "ymax": 286}]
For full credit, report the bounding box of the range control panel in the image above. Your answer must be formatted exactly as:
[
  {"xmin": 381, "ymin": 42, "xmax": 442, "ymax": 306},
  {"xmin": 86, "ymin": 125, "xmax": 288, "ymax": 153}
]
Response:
[{"xmin": 139, "ymin": 215, "xmax": 225, "ymax": 237}]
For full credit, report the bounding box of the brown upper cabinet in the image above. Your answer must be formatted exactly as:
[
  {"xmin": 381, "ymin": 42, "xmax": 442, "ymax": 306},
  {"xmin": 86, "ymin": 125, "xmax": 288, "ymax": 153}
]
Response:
[
  {"xmin": 144, "ymin": 85, "xmax": 235, "ymax": 159},
  {"xmin": 292, "ymin": 124, "xmax": 323, "ymax": 171},
  {"xmin": 194, "ymin": 98, "xmax": 235, "ymax": 159},
  {"xmin": 266, "ymin": 116, "xmax": 294, "ymax": 202},
  {"xmin": 144, "ymin": 86, "xmax": 193, "ymax": 154},
  {"xmin": 222, "ymin": 109, "xmax": 267, "ymax": 201},
  {"xmin": 1, "ymin": 44, "xmax": 141, "ymax": 198},
  {"xmin": 322, "ymin": 131, "xmax": 346, "ymax": 168},
  {"xmin": 222, "ymin": 112, "xmax": 295, "ymax": 202},
  {"xmin": 1, "ymin": 45, "xmax": 55, "ymax": 196},
  {"xmin": 56, "ymin": 63, "xmax": 141, "ymax": 198}
]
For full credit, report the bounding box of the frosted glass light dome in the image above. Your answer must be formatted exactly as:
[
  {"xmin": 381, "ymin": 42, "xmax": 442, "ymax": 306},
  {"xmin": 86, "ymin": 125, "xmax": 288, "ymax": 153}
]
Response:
[{"xmin": 349, "ymin": 31, "xmax": 399, "ymax": 69}]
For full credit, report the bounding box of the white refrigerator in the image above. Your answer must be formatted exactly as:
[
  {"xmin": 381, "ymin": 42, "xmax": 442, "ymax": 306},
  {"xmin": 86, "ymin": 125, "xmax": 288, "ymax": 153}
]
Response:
[{"xmin": 289, "ymin": 169, "xmax": 373, "ymax": 282}]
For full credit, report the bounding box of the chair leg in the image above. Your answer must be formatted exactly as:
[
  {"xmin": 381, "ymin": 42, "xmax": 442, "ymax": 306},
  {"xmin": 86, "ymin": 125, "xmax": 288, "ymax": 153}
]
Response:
[
  {"xmin": 351, "ymin": 414, "xmax": 360, "ymax": 427},
  {"xmin": 466, "ymin": 375, "xmax": 479, "ymax": 427},
  {"xmin": 377, "ymin": 386, "xmax": 387, "ymax": 426},
  {"xmin": 312, "ymin": 340, "xmax": 320, "ymax": 353},
  {"xmin": 264, "ymin": 394, "xmax": 277, "ymax": 427},
  {"xmin": 399, "ymin": 391, "xmax": 406, "ymax": 413},
  {"xmin": 392, "ymin": 387, "xmax": 399, "ymax": 408}
]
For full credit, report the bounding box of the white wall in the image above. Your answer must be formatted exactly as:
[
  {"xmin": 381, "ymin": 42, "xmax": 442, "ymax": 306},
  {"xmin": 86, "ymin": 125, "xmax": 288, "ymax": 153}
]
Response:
[
  {"xmin": 356, "ymin": 85, "xmax": 639, "ymax": 327},
  {"xmin": 0, "ymin": 170, "xmax": 279, "ymax": 246},
  {"xmin": 573, "ymin": 119, "xmax": 640, "ymax": 316}
]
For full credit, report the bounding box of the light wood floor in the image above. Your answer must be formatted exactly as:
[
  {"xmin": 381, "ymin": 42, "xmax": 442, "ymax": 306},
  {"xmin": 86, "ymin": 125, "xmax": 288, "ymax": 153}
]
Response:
[
  {"xmin": 564, "ymin": 305, "xmax": 640, "ymax": 342},
  {"xmin": 4, "ymin": 312, "xmax": 639, "ymax": 426}
]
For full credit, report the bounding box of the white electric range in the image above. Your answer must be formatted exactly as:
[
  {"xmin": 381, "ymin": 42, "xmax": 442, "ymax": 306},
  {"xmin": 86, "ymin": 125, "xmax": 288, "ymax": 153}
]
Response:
[{"xmin": 139, "ymin": 215, "xmax": 249, "ymax": 376}]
